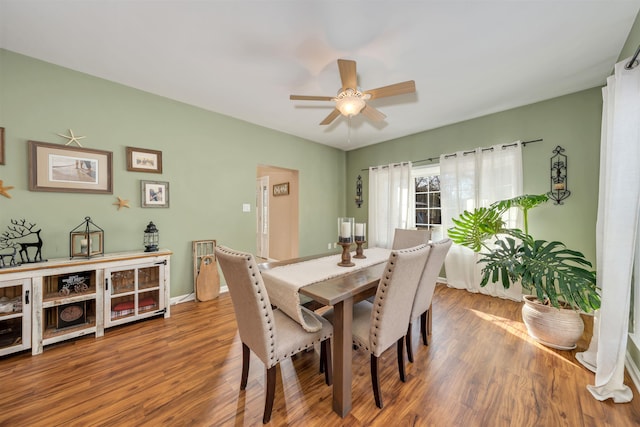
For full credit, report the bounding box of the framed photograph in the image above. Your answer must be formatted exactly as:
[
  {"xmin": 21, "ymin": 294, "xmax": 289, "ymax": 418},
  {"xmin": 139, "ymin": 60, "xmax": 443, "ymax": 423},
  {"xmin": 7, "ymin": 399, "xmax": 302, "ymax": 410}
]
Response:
[
  {"xmin": 273, "ymin": 182, "xmax": 289, "ymax": 196},
  {"xmin": 28, "ymin": 140, "xmax": 113, "ymax": 194},
  {"xmin": 126, "ymin": 146, "xmax": 163, "ymax": 173},
  {"xmin": 0, "ymin": 127, "xmax": 4, "ymax": 165},
  {"xmin": 141, "ymin": 180, "xmax": 169, "ymax": 208}
]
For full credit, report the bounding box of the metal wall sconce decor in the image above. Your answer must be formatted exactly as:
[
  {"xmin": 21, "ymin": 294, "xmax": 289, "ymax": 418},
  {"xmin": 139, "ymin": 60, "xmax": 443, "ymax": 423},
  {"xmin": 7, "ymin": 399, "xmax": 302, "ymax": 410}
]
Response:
[
  {"xmin": 70, "ymin": 216, "xmax": 104, "ymax": 258},
  {"xmin": 547, "ymin": 145, "xmax": 571, "ymax": 205},
  {"xmin": 355, "ymin": 174, "xmax": 363, "ymax": 208},
  {"xmin": 144, "ymin": 221, "xmax": 159, "ymax": 252}
]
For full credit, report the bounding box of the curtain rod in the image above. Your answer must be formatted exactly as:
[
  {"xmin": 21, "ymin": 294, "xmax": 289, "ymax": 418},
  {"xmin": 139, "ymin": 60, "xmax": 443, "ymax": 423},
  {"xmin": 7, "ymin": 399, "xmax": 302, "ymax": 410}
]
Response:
[
  {"xmin": 362, "ymin": 138, "xmax": 543, "ymax": 171},
  {"xmin": 626, "ymin": 44, "xmax": 640, "ymax": 70},
  {"xmin": 440, "ymin": 138, "xmax": 543, "ymax": 160}
]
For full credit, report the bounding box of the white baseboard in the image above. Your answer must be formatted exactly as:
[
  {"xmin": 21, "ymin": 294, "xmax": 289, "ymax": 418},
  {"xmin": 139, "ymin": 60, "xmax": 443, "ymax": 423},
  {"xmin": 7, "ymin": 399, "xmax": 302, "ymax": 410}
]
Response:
[
  {"xmin": 170, "ymin": 293, "xmax": 195, "ymax": 305},
  {"xmin": 170, "ymin": 286, "xmax": 228, "ymax": 306}
]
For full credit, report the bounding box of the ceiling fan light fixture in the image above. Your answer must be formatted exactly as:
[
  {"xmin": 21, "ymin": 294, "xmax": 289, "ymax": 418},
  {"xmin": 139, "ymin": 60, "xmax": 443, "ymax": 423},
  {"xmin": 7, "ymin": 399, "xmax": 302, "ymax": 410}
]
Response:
[{"xmin": 334, "ymin": 88, "xmax": 366, "ymax": 117}]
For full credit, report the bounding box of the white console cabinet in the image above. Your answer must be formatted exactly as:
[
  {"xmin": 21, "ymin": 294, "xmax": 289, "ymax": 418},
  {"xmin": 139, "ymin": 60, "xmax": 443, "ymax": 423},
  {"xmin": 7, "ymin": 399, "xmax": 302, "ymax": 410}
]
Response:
[{"xmin": 0, "ymin": 249, "xmax": 171, "ymax": 355}]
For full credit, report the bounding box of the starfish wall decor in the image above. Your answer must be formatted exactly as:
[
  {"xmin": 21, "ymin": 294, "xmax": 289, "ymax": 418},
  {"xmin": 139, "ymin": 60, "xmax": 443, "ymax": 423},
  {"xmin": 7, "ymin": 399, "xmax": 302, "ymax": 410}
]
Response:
[
  {"xmin": 0, "ymin": 180, "xmax": 14, "ymax": 198},
  {"xmin": 113, "ymin": 196, "xmax": 130, "ymax": 210},
  {"xmin": 57, "ymin": 129, "xmax": 86, "ymax": 147}
]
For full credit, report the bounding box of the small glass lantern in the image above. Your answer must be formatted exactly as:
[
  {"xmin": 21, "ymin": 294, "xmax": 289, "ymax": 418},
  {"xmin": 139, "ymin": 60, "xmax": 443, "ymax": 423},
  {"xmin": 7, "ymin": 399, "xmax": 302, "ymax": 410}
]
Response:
[
  {"xmin": 144, "ymin": 221, "xmax": 159, "ymax": 252},
  {"xmin": 70, "ymin": 216, "xmax": 104, "ymax": 259},
  {"xmin": 337, "ymin": 217, "xmax": 354, "ymax": 243}
]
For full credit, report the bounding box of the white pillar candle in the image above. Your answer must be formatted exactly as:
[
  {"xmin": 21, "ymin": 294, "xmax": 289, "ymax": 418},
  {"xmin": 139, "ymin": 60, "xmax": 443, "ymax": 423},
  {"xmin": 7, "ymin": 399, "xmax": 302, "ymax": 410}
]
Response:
[
  {"xmin": 341, "ymin": 222, "xmax": 351, "ymax": 238},
  {"xmin": 355, "ymin": 223, "xmax": 364, "ymax": 236}
]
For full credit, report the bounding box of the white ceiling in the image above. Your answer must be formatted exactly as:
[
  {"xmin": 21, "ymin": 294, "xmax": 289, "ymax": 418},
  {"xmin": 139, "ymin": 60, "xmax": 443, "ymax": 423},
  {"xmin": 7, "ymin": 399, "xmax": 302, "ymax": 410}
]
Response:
[{"xmin": 1, "ymin": 1, "xmax": 639, "ymax": 151}]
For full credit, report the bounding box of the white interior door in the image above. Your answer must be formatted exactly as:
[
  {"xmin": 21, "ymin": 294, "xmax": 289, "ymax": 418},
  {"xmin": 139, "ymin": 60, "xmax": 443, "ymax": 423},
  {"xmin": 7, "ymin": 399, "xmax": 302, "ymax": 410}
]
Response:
[{"xmin": 256, "ymin": 176, "xmax": 269, "ymax": 259}]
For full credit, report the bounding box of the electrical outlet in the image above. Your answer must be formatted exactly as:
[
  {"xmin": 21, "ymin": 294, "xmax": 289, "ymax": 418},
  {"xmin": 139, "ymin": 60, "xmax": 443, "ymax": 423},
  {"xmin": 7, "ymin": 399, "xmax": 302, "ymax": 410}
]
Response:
[
  {"xmin": 328, "ymin": 243, "xmax": 332, "ymax": 250},
  {"xmin": 333, "ymin": 243, "xmax": 337, "ymax": 248}
]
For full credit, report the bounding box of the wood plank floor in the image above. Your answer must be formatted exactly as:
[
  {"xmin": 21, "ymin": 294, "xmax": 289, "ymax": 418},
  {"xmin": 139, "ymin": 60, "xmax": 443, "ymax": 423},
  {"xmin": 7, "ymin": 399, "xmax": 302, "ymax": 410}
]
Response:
[{"xmin": 1, "ymin": 285, "xmax": 639, "ymax": 426}]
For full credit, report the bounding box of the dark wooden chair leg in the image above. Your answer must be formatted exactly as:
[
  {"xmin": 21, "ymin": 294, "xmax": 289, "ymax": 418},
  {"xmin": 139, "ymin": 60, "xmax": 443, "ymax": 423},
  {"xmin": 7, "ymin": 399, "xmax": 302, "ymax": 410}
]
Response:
[
  {"xmin": 371, "ymin": 354, "xmax": 383, "ymax": 409},
  {"xmin": 397, "ymin": 337, "xmax": 406, "ymax": 382},
  {"xmin": 319, "ymin": 344, "xmax": 325, "ymax": 374},
  {"xmin": 421, "ymin": 311, "xmax": 429, "ymax": 346},
  {"xmin": 241, "ymin": 343, "xmax": 250, "ymax": 390},
  {"xmin": 406, "ymin": 322, "xmax": 414, "ymax": 363},
  {"xmin": 321, "ymin": 338, "xmax": 332, "ymax": 386},
  {"xmin": 263, "ymin": 365, "xmax": 277, "ymax": 424}
]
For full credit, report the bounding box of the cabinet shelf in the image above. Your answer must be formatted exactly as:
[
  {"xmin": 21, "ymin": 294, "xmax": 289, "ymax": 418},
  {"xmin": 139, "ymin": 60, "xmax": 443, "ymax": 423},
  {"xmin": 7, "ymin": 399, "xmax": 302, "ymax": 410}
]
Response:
[
  {"xmin": 42, "ymin": 291, "xmax": 98, "ymax": 308},
  {"xmin": 0, "ymin": 311, "xmax": 23, "ymax": 321},
  {"xmin": 43, "ymin": 319, "xmax": 97, "ymax": 345}
]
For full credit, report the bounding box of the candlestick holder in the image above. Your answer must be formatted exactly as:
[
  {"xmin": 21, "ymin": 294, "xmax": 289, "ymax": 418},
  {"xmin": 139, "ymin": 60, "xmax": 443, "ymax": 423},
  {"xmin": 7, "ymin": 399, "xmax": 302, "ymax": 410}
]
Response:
[
  {"xmin": 354, "ymin": 240, "xmax": 366, "ymax": 259},
  {"xmin": 337, "ymin": 242, "xmax": 355, "ymax": 267}
]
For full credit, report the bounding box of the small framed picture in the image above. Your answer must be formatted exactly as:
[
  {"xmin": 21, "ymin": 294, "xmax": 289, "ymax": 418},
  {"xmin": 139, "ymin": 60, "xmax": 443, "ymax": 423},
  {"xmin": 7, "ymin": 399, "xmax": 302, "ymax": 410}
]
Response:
[
  {"xmin": 273, "ymin": 182, "xmax": 289, "ymax": 196},
  {"xmin": 141, "ymin": 180, "xmax": 169, "ymax": 208},
  {"xmin": 0, "ymin": 127, "xmax": 5, "ymax": 165},
  {"xmin": 126, "ymin": 146, "xmax": 163, "ymax": 173}
]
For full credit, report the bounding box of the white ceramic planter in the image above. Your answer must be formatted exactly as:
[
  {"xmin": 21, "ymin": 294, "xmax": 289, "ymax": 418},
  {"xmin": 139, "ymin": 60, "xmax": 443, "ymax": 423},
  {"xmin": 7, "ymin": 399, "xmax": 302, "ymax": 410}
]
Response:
[{"xmin": 521, "ymin": 295, "xmax": 584, "ymax": 350}]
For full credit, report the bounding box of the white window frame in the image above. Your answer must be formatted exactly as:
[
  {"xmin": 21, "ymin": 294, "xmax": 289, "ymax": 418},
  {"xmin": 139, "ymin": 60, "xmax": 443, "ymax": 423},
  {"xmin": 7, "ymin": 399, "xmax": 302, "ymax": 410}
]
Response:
[{"xmin": 412, "ymin": 164, "xmax": 442, "ymax": 241}]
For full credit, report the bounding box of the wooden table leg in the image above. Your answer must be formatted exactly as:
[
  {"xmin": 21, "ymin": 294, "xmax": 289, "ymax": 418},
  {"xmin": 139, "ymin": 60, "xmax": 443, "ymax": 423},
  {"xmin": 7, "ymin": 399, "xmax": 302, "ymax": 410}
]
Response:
[{"xmin": 332, "ymin": 296, "xmax": 353, "ymax": 417}]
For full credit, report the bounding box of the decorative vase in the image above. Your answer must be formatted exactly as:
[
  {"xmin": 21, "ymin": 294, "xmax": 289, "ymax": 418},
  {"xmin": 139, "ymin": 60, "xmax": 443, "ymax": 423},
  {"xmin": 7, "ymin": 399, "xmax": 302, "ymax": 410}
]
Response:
[{"xmin": 521, "ymin": 295, "xmax": 584, "ymax": 350}]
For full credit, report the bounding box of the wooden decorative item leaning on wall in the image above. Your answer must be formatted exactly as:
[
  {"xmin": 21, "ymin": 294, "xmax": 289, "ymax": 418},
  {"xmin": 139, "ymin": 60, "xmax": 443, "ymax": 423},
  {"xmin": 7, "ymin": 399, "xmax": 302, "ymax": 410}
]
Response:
[{"xmin": 193, "ymin": 240, "xmax": 220, "ymax": 301}]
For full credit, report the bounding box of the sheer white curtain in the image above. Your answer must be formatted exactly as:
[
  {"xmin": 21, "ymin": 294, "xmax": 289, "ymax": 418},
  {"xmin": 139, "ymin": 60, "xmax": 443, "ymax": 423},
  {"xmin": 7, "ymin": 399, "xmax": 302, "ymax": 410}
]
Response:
[
  {"xmin": 368, "ymin": 162, "xmax": 414, "ymax": 249},
  {"xmin": 440, "ymin": 142, "xmax": 523, "ymax": 301},
  {"xmin": 576, "ymin": 58, "xmax": 639, "ymax": 403}
]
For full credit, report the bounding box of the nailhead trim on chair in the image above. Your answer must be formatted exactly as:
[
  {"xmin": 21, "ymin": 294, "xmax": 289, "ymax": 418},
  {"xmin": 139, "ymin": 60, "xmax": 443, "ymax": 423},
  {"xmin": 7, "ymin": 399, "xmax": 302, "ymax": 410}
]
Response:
[{"xmin": 246, "ymin": 256, "xmax": 277, "ymax": 363}]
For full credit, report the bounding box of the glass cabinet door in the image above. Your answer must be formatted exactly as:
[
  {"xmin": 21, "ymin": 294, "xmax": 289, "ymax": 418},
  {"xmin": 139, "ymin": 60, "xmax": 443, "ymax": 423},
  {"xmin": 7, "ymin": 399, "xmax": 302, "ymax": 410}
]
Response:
[
  {"xmin": 106, "ymin": 264, "xmax": 163, "ymax": 326},
  {"xmin": 0, "ymin": 279, "xmax": 31, "ymax": 356}
]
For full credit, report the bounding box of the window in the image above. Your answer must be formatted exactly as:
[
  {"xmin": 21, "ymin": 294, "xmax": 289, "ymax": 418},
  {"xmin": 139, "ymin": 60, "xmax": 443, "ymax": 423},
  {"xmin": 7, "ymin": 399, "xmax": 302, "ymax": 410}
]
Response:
[{"xmin": 412, "ymin": 164, "xmax": 442, "ymax": 241}]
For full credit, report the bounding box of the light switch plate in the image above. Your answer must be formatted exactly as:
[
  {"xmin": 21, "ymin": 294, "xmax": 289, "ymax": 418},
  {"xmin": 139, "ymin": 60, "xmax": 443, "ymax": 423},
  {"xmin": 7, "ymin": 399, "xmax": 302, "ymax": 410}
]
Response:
[{"xmin": 242, "ymin": 203, "xmax": 251, "ymax": 212}]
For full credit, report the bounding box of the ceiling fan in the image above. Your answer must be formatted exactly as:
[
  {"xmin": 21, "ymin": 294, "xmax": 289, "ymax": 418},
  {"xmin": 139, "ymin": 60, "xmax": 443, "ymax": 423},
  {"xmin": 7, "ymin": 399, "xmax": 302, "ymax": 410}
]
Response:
[{"xmin": 290, "ymin": 59, "xmax": 416, "ymax": 125}]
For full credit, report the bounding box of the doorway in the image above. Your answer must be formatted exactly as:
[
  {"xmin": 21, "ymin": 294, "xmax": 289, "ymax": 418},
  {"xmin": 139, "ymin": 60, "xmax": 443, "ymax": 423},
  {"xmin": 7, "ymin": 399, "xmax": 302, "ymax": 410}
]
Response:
[{"xmin": 256, "ymin": 165, "xmax": 299, "ymax": 261}]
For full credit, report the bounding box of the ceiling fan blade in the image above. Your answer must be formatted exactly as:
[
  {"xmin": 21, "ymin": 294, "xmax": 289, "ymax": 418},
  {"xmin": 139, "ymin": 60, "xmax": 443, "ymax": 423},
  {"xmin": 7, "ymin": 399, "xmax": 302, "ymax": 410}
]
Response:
[
  {"xmin": 290, "ymin": 95, "xmax": 334, "ymax": 101},
  {"xmin": 365, "ymin": 80, "xmax": 416, "ymax": 100},
  {"xmin": 337, "ymin": 59, "xmax": 357, "ymax": 91},
  {"xmin": 361, "ymin": 104, "xmax": 387, "ymax": 122},
  {"xmin": 320, "ymin": 108, "xmax": 341, "ymax": 125}
]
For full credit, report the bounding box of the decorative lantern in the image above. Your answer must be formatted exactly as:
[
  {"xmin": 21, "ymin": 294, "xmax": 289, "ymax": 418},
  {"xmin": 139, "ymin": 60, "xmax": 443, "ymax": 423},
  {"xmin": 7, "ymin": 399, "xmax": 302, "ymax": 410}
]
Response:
[
  {"xmin": 143, "ymin": 221, "xmax": 159, "ymax": 252},
  {"xmin": 70, "ymin": 216, "xmax": 104, "ymax": 259}
]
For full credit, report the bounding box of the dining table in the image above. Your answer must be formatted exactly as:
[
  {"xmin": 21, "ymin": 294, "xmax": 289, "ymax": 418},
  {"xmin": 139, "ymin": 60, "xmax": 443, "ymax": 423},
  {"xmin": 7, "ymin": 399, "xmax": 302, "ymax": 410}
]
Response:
[{"xmin": 259, "ymin": 247, "xmax": 391, "ymax": 417}]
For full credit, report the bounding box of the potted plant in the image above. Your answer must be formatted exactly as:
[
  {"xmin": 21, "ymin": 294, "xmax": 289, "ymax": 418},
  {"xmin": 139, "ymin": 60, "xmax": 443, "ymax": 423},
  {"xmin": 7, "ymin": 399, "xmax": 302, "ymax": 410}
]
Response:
[{"xmin": 447, "ymin": 194, "xmax": 600, "ymax": 349}]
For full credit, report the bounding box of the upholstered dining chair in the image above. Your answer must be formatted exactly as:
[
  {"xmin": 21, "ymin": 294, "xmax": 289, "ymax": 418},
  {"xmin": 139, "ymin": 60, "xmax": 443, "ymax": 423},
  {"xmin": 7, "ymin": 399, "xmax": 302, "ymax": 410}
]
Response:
[
  {"xmin": 406, "ymin": 238, "xmax": 452, "ymax": 363},
  {"xmin": 391, "ymin": 228, "xmax": 431, "ymax": 250},
  {"xmin": 215, "ymin": 246, "xmax": 333, "ymax": 424},
  {"xmin": 323, "ymin": 244, "xmax": 430, "ymax": 409}
]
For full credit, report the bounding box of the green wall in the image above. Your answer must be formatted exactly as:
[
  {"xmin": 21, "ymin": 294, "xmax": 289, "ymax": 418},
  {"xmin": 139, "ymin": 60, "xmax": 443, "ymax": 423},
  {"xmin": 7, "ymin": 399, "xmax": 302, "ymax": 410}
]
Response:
[
  {"xmin": 0, "ymin": 49, "xmax": 346, "ymax": 297},
  {"xmin": 346, "ymin": 88, "xmax": 603, "ymax": 265}
]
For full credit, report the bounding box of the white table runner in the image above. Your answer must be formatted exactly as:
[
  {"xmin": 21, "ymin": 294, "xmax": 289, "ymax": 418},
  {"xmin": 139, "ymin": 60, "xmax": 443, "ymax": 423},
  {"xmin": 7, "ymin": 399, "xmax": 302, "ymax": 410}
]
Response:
[{"xmin": 262, "ymin": 247, "xmax": 391, "ymax": 331}]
